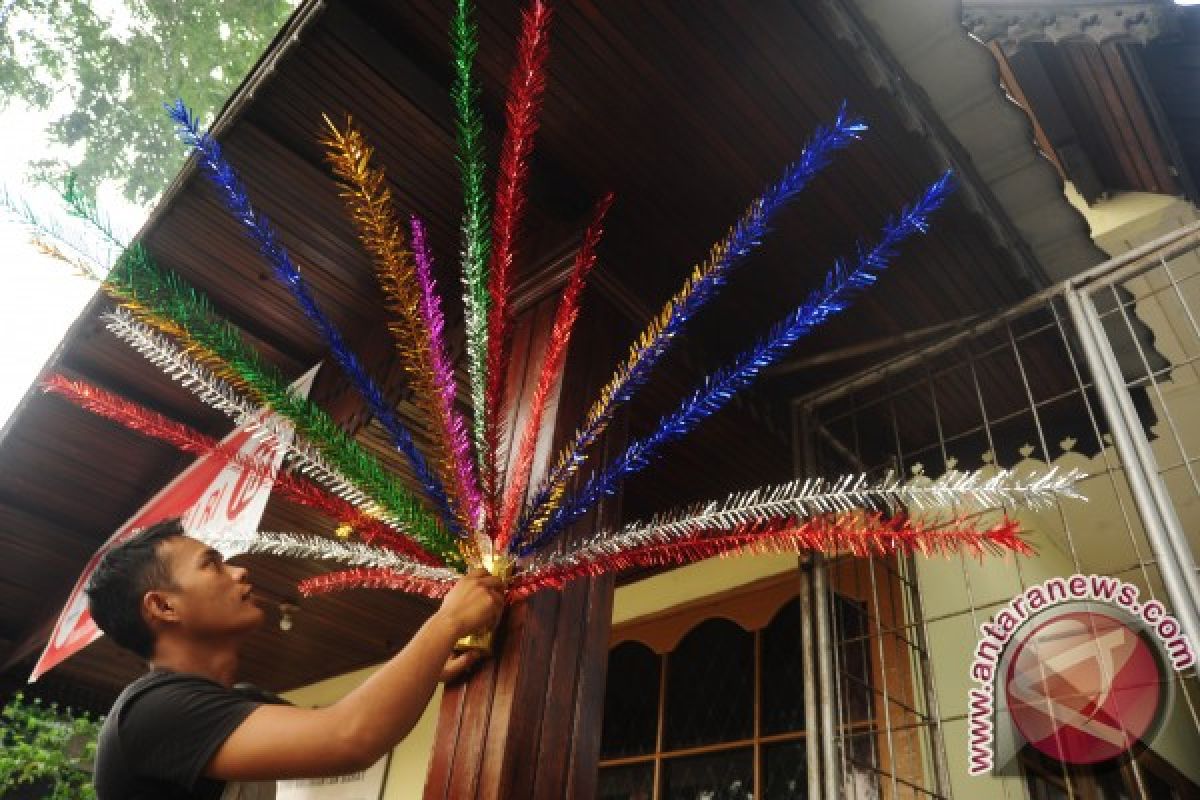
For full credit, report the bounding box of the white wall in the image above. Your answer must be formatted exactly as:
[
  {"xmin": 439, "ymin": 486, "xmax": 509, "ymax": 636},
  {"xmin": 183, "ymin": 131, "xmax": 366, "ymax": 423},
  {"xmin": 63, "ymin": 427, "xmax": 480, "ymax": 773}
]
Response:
[{"xmin": 282, "ymin": 666, "xmax": 443, "ymax": 800}]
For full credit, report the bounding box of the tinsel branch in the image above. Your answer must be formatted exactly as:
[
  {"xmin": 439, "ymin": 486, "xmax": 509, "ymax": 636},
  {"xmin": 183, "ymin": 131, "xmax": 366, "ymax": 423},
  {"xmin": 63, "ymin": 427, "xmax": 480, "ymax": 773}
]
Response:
[
  {"xmin": 14, "ymin": 189, "xmax": 273, "ymax": 406},
  {"xmin": 299, "ymin": 568, "xmax": 456, "ymax": 600},
  {"xmin": 49, "ymin": 179, "xmax": 275, "ymax": 404},
  {"xmin": 104, "ymin": 310, "xmax": 284, "ymax": 440},
  {"xmin": 105, "ymin": 242, "xmax": 282, "ymax": 397},
  {"xmin": 102, "ymin": 300, "xmax": 460, "ymax": 566},
  {"xmin": 411, "ymin": 215, "xmax": 483, "ymax": 532},
  {"xmin": 28, "ymin": 235, "xmax": 104, "ymax": 281},
  {"xmin": 482, "ymin": 0, "xmax": 553, "ymax": 538},
  {"xmin": 496, "ymin": 193, "xmax": 612, "ymax": 550},
  {"xmin": 267, "ymin": 480, "xmax": 444, "ymax": 565},
  {"xmin": 321, "ymin": 117, "xmax": 480, "ymax": 536},
  {"xmin": 167, "ymin": 99, "xmax": 460, "ymax": 537},
  {"xmin": 510, "ymin": 513, "xmax": 1028, "ymax": 599},
  {"xmin": 524, "ymin": 467, "xmax": 1080, "ymax": 569},
  {"xmin": 115, "ymin": 298, "xmax": 268, "ymax": 405},
  {"xmin": 207, "ymin": 532, "xmax": 459, "ymax": 580},
  {"xmin": 273, "ymin": 479, "xmax": 441, "ymax": 563},
  {"xmin": 1, "ymin": 187, "xmax": 112, "ymax": 280},
  {"xmin": 42, "ymin": 371, "xmax": 444, "ymax": 566},
  {"xmin": 42, "ymin": 371, "xmax": 222, "ymax": 454},
  {"xmin": 517, "ymin": 106, "xmax": 868, "ymax": 545},
  {"xmin": 520, "ymin": 173, "xmax": 954, "ymax": 555},
  {"xmin": 450, "ymin": 0, "xmax": 492, "ymax": 460},
  {"xmin": 103, "ymin": 309, "xmax": 380, "ymax": 512},
  {"xmin": 61, "ymin": 174, "xmax": 127, "ymax": 252}
]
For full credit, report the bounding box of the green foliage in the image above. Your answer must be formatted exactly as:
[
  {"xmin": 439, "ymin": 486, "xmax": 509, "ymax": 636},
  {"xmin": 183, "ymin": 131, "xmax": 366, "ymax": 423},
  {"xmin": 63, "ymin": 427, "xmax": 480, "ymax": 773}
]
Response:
[
  {"xmin": 0, "ymin": 0, "xmax": 294, "ymax": 203},
  {"xmin": 0, "ymin": 692, "xmax": 103, "ymax": 800}
]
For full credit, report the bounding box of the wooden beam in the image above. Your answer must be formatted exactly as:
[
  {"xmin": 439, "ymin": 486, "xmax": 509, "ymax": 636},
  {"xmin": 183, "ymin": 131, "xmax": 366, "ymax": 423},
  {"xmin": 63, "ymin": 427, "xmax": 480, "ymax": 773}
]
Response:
[{"xmin": 423, "ymin": 294, "xmax": 625, "ymax": 800}]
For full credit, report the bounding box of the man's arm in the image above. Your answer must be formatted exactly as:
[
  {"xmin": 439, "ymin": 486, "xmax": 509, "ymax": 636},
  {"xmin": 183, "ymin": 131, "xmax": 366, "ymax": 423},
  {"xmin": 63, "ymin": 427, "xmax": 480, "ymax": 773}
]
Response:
[{"xmin": 205, "ymin": 570, "xmax": 504, "ymax": 781}]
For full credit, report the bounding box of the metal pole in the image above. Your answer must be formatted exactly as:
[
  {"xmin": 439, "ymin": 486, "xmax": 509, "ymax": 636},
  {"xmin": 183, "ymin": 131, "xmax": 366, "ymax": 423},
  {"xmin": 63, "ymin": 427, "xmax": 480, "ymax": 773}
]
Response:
[
  {"xmin": 1064, "ymin": 287, "xmax": 1200, "ymax": 640},
  {"xmin": 813, "ymin": 554, "xmax": 840, "ymax": 799},
  {"xmin": 799, "ymin": 408, "xmax": 841, "ymax": 798},
  {"xmin": 799, "ymin": 562, "xmax": 822, "ymax": 799},
  {"xmin": 904, "ymin": 553, "xmax": 952, "ymax": 799}
]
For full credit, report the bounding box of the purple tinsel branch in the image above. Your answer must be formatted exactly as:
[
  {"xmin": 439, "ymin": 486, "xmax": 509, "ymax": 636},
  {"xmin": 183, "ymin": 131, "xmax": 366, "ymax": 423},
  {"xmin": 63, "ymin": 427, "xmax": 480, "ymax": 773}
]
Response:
[{"xmin": 411, "ymin": 215, "xmax": 483, "ymax": 530}]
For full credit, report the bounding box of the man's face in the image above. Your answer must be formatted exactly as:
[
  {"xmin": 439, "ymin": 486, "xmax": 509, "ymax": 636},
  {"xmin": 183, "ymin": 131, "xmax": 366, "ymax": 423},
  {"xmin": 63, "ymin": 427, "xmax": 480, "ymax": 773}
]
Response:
[{"xmin": 154, "ymin": 535, "xmax": 264, "ymax": 638}]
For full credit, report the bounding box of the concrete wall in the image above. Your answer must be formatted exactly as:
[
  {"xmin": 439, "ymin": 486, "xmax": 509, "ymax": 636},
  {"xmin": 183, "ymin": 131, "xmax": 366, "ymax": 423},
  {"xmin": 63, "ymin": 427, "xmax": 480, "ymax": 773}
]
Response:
[{"xmin": 281, "ymin": 667, "xmax": 443, "ymax": 800}]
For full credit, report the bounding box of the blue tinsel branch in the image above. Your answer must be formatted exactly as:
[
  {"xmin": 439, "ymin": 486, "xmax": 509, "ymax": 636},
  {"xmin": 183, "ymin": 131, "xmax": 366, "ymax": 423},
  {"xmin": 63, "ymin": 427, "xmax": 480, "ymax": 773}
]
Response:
[
  {"xmin": 515, "ymin": 104, "xmax": 868, "ymax": 539},
  {"xmin": 518, "ymin": 171, "xmax": 955, "ymax": 556},
  {"xmin": 167, "ymin": 100, "xmax": 462, "ymax": 537}
]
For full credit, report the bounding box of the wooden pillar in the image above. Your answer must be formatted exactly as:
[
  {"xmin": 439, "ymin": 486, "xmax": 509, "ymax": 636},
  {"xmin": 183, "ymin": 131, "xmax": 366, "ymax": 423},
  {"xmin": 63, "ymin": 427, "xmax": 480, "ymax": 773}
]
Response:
[{"xmin": 423, "ymin": 294, "xmax": 622, "ymax": 800}]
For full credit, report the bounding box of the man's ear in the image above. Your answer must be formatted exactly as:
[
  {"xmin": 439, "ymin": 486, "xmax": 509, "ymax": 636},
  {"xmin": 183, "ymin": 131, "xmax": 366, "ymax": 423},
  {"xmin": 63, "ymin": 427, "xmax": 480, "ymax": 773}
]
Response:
[{"xmin": 143, "ymin": 590, "xmax": 179, "ymax": 626}]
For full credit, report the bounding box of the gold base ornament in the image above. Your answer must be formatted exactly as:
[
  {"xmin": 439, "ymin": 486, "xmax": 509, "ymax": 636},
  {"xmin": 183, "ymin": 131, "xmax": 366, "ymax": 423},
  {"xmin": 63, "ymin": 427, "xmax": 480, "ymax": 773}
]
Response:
[{"xmin": 453, "ymin": 552, "xmax": 513, "ymax": 655}]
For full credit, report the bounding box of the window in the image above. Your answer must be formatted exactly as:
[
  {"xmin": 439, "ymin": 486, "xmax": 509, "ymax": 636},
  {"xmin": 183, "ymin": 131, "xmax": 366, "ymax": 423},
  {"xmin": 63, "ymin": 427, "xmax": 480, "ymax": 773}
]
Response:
[
  {"xmin": 597, "ymin": 580, "xmax": 877, "ymax": 800},
  {"xmin": 1021, "ymin": 747, "xmax": 1198, "ymax": 800}
]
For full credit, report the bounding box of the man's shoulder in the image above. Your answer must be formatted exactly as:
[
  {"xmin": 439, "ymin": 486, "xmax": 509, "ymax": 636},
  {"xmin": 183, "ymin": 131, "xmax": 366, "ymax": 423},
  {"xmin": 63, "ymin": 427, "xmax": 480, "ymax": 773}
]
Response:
[
  {"xmin": 96, "ymin": 671, "xmax": 267, "ymax": 799},
  {"xmin": 109, "ymin": 670, "xmax": 228, "ymax": 715}
]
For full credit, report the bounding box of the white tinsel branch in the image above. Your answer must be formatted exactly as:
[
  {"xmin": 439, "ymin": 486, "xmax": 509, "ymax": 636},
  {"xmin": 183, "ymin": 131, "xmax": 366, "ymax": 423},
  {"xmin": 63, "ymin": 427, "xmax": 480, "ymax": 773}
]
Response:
[
  {"xmin": 527, "ymin": 467, "xmax": 1083, "ymax": 570},
  {"xmin": 204, "ymin": 531, "xmax": 460, "ymax": 584},
  {"xmin": 104, "ymin": 309, "xmax": 391, "ymax": 521}
]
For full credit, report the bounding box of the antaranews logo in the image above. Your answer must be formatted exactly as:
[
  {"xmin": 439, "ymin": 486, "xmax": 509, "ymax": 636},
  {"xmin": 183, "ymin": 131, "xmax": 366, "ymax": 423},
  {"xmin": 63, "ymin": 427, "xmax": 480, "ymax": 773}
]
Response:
[{"xmin": 966, "ymin": 575, "xmax": 1195, "ymax": 776}]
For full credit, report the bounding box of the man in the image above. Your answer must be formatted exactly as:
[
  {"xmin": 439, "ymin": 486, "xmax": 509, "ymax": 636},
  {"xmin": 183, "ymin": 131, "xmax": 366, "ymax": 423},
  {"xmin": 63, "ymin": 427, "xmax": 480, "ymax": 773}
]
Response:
[{"xmin": 86, "ymin": 517, "xmax": 505, "ymax": 799}]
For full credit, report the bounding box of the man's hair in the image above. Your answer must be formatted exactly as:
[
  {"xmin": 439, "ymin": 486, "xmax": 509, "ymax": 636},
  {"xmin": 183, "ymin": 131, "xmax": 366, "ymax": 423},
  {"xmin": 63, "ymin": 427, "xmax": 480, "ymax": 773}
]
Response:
[{"xmin": 85, "ymin": 518, "xmax": 185, "ymax": 659}]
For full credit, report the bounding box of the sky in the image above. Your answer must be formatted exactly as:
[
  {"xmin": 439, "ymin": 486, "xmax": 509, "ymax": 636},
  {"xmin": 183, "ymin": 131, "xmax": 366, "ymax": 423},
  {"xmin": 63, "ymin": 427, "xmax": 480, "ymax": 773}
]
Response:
[
  {"xmin": 0, "ymin": 109, "xmax": 146, "ymax": 431},
  {"xmin": 0, "ymin": 0, "xmax": 149, "ymax": 429}
]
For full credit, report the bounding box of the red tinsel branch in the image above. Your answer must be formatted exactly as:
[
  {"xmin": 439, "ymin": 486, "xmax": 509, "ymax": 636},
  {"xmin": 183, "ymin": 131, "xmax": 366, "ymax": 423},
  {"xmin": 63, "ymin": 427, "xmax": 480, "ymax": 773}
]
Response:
[
  {"xmin": 41, "ymin": 373, "xmax": 444, "ymax": 566},
  {"xmin": 507, "ymin": 513, "xmax": 1029, "ymax": 599},
  {"xmin": 482, "ymin": 0, "xmax": 553, "ymax": 539},
  {"xmin": 497, "ymin": 193, "xmax": 613, "ymax": 550},
  {"xmin": 298, "ymin": 567, "xmax": 455, "ymax": 600}
]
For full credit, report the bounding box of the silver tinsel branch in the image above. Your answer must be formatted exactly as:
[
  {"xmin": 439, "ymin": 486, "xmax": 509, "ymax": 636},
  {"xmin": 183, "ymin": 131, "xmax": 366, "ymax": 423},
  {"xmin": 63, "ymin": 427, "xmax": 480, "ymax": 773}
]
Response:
[
  {"xmin": 103, "ymin": 309, "xmax": 388, "ymax": 520},
  {"xmin": 204, "ymin": 531, "xmax": 460, "ymax": 584},
  {"xmin": 526, "ymin": 467, "xmax": 1083, "ymax": 570},
  {"xmin": 105, "ymin": 309, "xmax": 260, "ymax": 419}
]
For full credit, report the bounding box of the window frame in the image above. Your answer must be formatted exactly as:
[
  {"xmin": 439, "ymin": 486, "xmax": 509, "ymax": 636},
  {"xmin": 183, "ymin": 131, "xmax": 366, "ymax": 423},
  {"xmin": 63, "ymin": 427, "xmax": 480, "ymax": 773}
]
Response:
[{"xmin": 598, "ymin": 571, "xmax": 883, "ymax": 799}]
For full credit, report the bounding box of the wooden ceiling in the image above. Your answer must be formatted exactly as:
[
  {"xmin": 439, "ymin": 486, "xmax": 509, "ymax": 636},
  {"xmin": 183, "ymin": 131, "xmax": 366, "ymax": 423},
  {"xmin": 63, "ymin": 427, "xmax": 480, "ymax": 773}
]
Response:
[{"xmin": 0, "ymin": 0, "xmax": 1060, "ymax": 708}]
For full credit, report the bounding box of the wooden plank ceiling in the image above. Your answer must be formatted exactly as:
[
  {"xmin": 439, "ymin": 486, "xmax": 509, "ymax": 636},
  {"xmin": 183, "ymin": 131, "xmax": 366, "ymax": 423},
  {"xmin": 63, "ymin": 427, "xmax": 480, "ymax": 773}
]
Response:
[{"xmin": 0, "ymin": 0, "xmax": 1052, "ymax": 708}]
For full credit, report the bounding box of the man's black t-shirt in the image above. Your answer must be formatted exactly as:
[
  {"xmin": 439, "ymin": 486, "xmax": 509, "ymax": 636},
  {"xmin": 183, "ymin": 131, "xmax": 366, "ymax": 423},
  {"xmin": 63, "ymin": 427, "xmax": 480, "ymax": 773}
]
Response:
[{"xmin": 94, "ymin": 670, "xmax": 266, "ymax": 799}]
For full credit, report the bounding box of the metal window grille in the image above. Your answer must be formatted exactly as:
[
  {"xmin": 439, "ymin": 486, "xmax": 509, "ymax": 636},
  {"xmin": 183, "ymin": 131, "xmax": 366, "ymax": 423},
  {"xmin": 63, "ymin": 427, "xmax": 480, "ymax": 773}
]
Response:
[{"xmin": 793, "ymin": 221, "xmax": 1200, "ymax": 800}]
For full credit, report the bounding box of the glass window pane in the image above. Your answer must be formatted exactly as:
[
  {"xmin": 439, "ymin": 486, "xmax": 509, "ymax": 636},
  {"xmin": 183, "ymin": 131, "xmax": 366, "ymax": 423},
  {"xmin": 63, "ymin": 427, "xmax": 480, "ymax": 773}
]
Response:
[
  {"xmin": 596, "ymin": 763, "xmax": 654, "ymax": 800},
  {"xmin": 601, "ymin": 642, "xmax": 662, "ymax": 759},
  {"xmin": 661, "ymin": 748, "xmax": 753, "ymax": 800},
  {"xmin": 835, "ymin": 595, "xmax": 874, "ymax": 724},
  {"xmin": 844, "ymin": 728, "xmax": 879, "ymax": 771},
  {"xmin": 762, "ymin": 598, "xmax": 806, "ymax": 735},
  {"xmin": 664, "ymin": 618, "xmax": 754, "ymax": 749},
  {"xmin": 763, "ymin": 740, "xmax": 808, "ymax": 799}
]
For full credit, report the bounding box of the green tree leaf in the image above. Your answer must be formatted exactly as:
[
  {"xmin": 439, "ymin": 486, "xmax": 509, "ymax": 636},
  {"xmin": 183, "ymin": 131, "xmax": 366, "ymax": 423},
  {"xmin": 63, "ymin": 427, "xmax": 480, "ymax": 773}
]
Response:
[
  {"xmin": 0, "ymin": 692, "xmax": 103, "ymax": 798},
  {"xmin": 1, "ymin": 0, "xmax": 293, "ymax": 203}
]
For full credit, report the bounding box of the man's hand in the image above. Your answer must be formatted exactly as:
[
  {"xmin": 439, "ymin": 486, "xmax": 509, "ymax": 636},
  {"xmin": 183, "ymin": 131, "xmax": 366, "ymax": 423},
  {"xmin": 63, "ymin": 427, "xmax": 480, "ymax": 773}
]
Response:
[
  {"xmin": 440, "ymin": 649, "xmax": 484, "ymax": 683},
  {"xmin": 436, "ymin": 569, "xmax": 505, "ymax": 640}
]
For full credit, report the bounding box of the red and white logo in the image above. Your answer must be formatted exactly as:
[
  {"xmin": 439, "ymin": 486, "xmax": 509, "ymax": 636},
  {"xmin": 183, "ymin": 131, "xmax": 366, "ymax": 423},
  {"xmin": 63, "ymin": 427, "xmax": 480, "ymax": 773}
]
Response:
[{"xmin": 1005, "ymin": 610, "xmax": 1165, "ymax": 765}]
